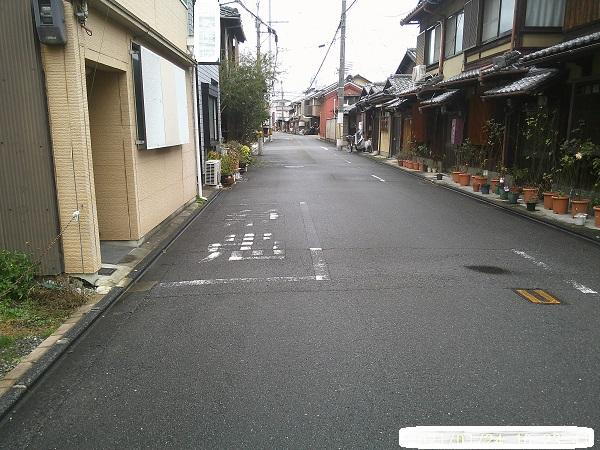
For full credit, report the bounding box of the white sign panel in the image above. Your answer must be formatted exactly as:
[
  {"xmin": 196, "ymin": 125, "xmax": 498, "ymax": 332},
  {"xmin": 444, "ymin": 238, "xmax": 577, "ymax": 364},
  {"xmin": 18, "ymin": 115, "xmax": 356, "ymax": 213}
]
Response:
[
  {"xmin": 194, "ymin": 0, "xmax": 220, "ymax": 63},
  {"xmin": 140, "ymin": 46, "xmax": 189, "ymax": 149}
]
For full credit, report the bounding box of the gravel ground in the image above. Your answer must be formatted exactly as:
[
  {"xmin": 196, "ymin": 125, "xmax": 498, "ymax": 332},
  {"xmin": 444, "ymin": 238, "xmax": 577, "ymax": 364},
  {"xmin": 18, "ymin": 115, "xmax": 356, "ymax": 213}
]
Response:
[{"xmin": 0, "ymin": 336, "xmax": 44, "ymax": 378}]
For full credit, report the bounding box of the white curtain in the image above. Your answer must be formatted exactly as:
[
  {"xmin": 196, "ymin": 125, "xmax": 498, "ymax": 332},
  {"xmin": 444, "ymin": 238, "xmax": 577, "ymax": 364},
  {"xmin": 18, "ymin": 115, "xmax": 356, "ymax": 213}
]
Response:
[{"xmin": 526, "ymin": 0, "xmax": 566, "ymax": 27}]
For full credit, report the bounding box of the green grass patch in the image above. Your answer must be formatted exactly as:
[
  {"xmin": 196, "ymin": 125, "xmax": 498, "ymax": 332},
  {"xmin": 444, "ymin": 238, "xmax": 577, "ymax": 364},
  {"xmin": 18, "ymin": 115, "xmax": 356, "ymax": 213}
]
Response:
[{"xmin": 0, "ymin": 277, "xmax": 89, "ymax": 371}]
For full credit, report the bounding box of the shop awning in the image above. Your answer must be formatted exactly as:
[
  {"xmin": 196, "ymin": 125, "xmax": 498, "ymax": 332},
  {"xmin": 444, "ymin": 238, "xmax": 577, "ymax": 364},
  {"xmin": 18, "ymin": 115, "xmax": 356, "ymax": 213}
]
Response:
[
  {"xmin": 419, "ymin": 89, "xmax": 461, "ymax": 109},
  {"xmin": 482, "ymin": 68, "xmax": 559, "ymax": 98}
]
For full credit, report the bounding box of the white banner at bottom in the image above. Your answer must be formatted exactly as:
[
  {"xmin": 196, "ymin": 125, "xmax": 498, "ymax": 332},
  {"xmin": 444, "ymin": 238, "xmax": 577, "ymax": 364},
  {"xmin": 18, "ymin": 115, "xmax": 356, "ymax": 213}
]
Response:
[{"xmin": 398, "ymin": 426, "xmax": 594, "ymax": 449}]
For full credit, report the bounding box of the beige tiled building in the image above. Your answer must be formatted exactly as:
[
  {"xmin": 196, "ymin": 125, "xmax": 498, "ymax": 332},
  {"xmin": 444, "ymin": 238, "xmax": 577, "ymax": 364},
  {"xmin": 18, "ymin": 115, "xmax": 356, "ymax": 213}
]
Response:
[{"xmin": 39, "ymin": 0, "xmax": 200, "ymax": 274}]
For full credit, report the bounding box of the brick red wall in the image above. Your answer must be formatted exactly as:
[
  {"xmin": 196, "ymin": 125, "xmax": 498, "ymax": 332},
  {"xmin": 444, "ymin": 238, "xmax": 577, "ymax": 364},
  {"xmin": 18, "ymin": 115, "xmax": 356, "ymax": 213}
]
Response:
[{"xmin": 319, "ymin": 84, "xmax": 362, "ymax": 138}]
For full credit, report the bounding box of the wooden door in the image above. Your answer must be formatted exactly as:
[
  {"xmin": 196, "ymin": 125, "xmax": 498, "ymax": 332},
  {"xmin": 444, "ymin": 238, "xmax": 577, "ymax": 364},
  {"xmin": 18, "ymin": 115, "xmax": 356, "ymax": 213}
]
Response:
[
  {"xmin": 391, "ymin": 115, "xmax": 402, "ymax": 157},
  {"xmin": 402, "ymin": 117, "xmax": 412, "ymax": 156}
]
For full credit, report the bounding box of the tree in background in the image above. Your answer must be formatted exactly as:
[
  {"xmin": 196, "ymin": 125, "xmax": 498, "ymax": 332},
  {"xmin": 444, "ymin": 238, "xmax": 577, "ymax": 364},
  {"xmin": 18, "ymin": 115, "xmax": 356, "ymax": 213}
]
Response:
[{"xmin": 220, "ymin": 53, "xmax": 277, "ymax": 144}]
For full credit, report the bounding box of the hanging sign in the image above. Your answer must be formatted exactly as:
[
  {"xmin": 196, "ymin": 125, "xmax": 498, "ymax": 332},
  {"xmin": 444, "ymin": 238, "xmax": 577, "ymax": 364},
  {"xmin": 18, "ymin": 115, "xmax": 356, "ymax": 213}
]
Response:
[{"xmin": 195, "ymin": 0, "xmax": 221, "ymax": 63}]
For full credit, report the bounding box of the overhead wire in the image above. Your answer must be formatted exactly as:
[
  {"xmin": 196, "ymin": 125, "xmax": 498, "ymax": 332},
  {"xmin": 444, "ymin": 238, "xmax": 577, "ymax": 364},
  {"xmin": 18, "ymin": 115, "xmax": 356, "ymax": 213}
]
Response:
[{"xmin": 304, "ymin": 0, "xmax": 359, "ymax": 93}]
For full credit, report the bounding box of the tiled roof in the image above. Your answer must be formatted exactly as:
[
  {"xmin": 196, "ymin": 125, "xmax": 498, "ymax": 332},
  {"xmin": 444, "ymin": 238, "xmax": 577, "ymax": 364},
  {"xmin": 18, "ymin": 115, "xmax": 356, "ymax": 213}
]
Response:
[
  {"xmin": 482, "ymin": 68, "xmax": 559, "ymax": 97},
  {"xmin": 420, "ymin": 89, "xmax": 461, "ymax": 107},
  {"xmin": 386, "ymin": 74, "xmax": 414, "ymax": 94},
  {"xmin": 521, "ymin": 31, "xmax": 600, "ymax": 63},
  {"xmin": 439, "ymin": 68, "xmax": 481, "ymax": 86},
  {"xmin": 400, "ymin": 1, "xmax": 426, "ymax": 25},
  {"xmin": 220, "ymin": 5, "xmax": 241, "ymax": 18},
  {"xmin": 383, "ymin": 98, "xmax": 409, "ymax": 109}
]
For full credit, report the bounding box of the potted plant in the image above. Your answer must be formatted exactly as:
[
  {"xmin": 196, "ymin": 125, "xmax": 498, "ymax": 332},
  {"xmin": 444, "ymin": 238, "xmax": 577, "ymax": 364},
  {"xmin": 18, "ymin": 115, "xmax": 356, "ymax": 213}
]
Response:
[
  {"xmin": 220, "ymin": 154, "xmax": 235, "ymax": 186},
  {"xmin": 593, "ymin": 197, "xmax": 600, "ymax": 228},
  {"xmin": 239, "ymin": 145, "xmax": 252, "ymax": 173},
  {"xmin": 552, "ymin": 192, "xmax": 570, "ymax": 214},
  {"xmin": 571, "ymin": 192, "xmax": 591, "ymax": 218}
]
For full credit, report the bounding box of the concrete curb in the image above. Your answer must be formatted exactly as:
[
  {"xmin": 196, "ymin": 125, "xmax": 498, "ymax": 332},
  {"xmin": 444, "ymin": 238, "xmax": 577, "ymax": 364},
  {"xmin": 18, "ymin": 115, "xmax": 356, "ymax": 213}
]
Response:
[
  {"xmin": 357, "ymin": 152, "xmax": 600, "ymax": 248},
  {"xmin": 0, "ymin": 190, "xmax": 224, "ymax": 420}
]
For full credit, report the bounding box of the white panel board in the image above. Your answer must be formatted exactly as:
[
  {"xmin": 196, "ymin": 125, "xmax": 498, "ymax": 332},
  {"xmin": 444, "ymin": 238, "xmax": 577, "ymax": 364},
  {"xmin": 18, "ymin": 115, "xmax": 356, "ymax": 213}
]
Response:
[
  {"xmin": 141, "ymin": 47, "xmax": 166, "ymax": 149},
  {"xmin": 140, "ymin": 46, "xmax": 189, "ymax": 149}
]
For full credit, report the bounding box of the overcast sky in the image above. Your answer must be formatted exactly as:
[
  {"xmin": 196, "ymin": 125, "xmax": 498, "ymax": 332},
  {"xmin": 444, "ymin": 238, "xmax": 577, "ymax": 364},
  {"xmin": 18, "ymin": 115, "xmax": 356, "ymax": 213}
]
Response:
[{"xmin": 227, "ymin": 0, "xmax": 420, "ymax": 100}]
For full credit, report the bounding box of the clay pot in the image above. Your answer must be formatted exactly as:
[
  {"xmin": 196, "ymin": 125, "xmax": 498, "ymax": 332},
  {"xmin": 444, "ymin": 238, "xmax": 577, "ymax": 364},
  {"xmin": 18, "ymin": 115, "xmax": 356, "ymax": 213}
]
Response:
[
  {"xmin": 452, "ymin": 171, "xmax": 462, "ymax": 183},
  {"xmin": 221, "ymin": 174, "xmax": 235, "ymax": 186},
  {"xmin": 418, "ymin": 162, "xmax": 424, "ymax": 171},
  {"xmin": 571, "ymin": 199, "xmax": 590, "ymax": 217},
  {"xmin": 522, "ymin": 188, "xmax": 539, "ymax": 204},
  {"xmin": 458, "ymin": 173, "xmax": 471, "ymax": 186},
  {"xmin": 472, "ymin": 177, "xmax": 482, "ymax": 192},
  {"xmin": 543, "ymin": 192, "xmax": 556, "ymax": 210},
  {"xmin": 552, "ymin": 196, "xmax": 569, "ymax": 215},
  {"xmin": 594, "ymin": 207, "xmax": 600, "ymax": 228},
  {"xmin": 490, "ymin": 179, "xmax": 500, "ymax": 193}
]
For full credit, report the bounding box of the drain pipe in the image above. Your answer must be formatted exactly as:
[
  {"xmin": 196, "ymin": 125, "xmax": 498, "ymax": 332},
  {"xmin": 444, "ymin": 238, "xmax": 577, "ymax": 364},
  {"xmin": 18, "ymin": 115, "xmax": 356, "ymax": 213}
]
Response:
[{"xmin": 191, "ymin": 65, "xmax": 205, "ymax": 199}]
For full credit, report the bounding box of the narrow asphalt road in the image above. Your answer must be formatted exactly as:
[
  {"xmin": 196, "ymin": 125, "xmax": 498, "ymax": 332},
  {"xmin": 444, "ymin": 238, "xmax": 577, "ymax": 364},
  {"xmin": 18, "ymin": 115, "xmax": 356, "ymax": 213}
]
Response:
[{"xmin": 1, "ymin": 134, "xmax": 599, "ymax": 448}]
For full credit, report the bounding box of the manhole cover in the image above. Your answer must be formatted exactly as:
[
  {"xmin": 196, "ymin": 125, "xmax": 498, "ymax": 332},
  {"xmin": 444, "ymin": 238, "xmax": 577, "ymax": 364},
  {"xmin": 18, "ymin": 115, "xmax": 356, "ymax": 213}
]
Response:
[
  {"xmin": 514, "ymin": 289, "xmax": 561, "ymax": 304},
  {"xmin": 465, "ymin": 265, "xmax": 509, "ymax": 274},
  {"xmin": 98, "ymin": 267, "xmax": 117, "ymax": 276}
]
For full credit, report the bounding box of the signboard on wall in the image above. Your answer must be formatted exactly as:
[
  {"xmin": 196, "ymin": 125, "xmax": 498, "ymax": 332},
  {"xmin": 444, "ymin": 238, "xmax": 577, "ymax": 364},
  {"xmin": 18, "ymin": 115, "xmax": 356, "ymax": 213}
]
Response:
[
  {"xmin": 195, "ymin": 0, "xmax": 220, "ymax": 63},
  {"xmin": 140, "ymin": 46, "xmax": 189, "ymax": 149},
  {"xmin": 450, "ymin": 117, "xmax": 464, "ymax": 145}
]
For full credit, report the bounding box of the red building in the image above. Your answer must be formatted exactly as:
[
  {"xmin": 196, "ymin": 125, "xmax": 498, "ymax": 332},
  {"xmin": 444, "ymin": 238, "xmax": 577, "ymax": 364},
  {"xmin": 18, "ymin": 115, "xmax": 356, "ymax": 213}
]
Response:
[{"xmin": 319, "ymin": 80, "xmax": 364, "ymax": 141}]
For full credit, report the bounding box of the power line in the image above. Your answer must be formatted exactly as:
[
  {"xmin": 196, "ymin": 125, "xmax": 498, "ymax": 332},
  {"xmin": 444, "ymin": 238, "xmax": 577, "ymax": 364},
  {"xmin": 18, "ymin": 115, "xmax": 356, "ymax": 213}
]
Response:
[{"xmin": 304, "ymin": 0, "xmax": 359, "ymax": 93}]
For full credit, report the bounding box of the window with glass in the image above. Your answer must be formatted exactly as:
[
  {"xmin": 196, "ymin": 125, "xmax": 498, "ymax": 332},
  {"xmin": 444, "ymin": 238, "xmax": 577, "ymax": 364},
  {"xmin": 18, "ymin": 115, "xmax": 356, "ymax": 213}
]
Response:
[
  {"xmin": 481, "ymin": 0, "xmax": 515, "ymax": 42},
  {"xmin": 208, "ymin": 96, "xmax": 218, "ymax": 142},
  {"xmin": 426, "ymin": 24, "xmax": 441, "ymax": 65},
  {"xmin": 445, "ymin": 11, "xmax": 464, "ymax": 58},
  {"xmin": 525, "ymin": 0, "xmax": 566, "ymax": 27}
]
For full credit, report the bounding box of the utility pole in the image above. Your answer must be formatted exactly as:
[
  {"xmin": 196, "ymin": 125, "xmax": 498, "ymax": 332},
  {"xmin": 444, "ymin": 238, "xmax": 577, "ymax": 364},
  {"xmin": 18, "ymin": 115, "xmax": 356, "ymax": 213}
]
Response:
[
  {"xmin": 336, "ymin": 0, "xmax": 347, "ymax": 150},
  {"xmin": 256, "ymin": 1, "xmax": 264, "ymax": 155},
  {"xmin": 281, "ymin": 81, "xmax": 284, "ymax": 132}
]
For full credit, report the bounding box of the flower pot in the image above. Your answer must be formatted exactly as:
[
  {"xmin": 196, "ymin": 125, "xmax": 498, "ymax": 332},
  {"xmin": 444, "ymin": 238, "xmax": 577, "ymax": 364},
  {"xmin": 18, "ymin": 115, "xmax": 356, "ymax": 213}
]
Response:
[
  {"xmin": 526, "ymin": 202, "xmax": 537, "ymax": 212},
  {"xmin": 480, "ymin": 184, "xmax": 490, "ymax": 195},
  {"xmin": 552, "ymin": 196, "xmax": 569, "ymax": 215},
  {"xmin": 451, "ymin": 171, "xmax": 462, "ymax": 183},
  {"xmin": 543, "ymin": 192, "xmax": 556, "ymax": 210},
  {"xmin": 422, "ymin": 164, "xmax": 428, "ymax": 172},
  {"xmin": 571, "ymin": 199, "xmax": 590, "ymax": 217},
  {"xmin": 594, "ymin": 206, "xmax": 600, "ymax": 228},
  {"xmin": 522, "ymin": 188, "xmax": 538, "ymax": 204},
  {"xmin": 490, "ymin": 179, "xmax": 500, "ymax": 193},
  {"xmin": 458, "ymin": 173, "xmax": 471, "ymax": 186},
  {"xmin": 507, "ymin": 191, "xmax": 520, "ymax": 204},
  {"xmin": 418, "ymin": 162, "xmax": 424, "ymax": 171},
  {"xmin": 221, "ymin": 174, "xmax": 235, "ymax": 187},
  {"xmin": 436, "ymin": 173, "xmax": 443, "ymax": 181},
  {"xmin": 500, "ymin": 189, "xmax": 509, "ymax": 200},
  {"xmin": 473, "ymin": 180, "xmax": 481, "ymax": 192}
]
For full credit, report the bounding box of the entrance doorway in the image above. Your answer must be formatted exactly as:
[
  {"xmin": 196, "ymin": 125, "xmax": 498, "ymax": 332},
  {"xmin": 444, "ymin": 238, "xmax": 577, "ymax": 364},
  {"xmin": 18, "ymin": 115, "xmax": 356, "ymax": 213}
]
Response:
[{"xmin": 86, "ymin": 66, "xmax": 134, "ymax": 242}]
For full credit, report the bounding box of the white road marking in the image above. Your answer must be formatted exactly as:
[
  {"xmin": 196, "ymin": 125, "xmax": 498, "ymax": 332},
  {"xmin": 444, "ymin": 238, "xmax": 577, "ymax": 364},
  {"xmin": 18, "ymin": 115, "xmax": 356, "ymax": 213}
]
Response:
[
  {"xmin": 512, "ymin": 249, "xmax": 597, "ymax": 294},
  {"xmin": 320, "ymin": 146, "xmax": 329, "ymax": 150},
  {"xmin": 566, "ymin": 280, "xmax": 598, "ymax": 294},
  {"xmin": 511, "ymin": 249, "xmax": 550, "ymax": 270},
  {"xmin": 270, "ymin": 212, "xmax": 279, "ymax": 220},
  {"xmin": 160, "ymin": 276, "xmax": 324, "ymax": 288},
  {"xmin": 310, "ymin": 248, "xmax": 330, "ymax": 281},
  {"xmin": 240, "ymin": 246, "xmax": 252, "ymax": 251},
  {"xmin": 229, "ymin": 251, "xmax": 243, "ymax": 261},
  {"xmin": 344, "ymin": 160, "xmax": 352, "ymax": 164},
  {"xmin": 252, "ymin": 250, "xmax": 264, "ymax": 256},
  {"xmin": 371, "ymin": 174, "xmax": 385, "ymax": 182},
  {"xmin": 200, "ymin": 252, "xmax": 221, "ymax": 262},
  {"xmin": 285, "ymin": 165, "xmax": 305, "ymax": 168}
]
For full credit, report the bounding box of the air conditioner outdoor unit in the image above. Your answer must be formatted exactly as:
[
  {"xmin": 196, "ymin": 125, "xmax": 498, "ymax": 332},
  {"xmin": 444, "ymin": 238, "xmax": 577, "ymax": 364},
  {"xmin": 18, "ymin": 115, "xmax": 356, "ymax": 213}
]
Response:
[
  {"xmin": 205, "ymin": 159, "xmax": 221, "ymax": 186},
  {"xmin": 412, "ymin": 65, "xmax": 426, "ymax": 82}
]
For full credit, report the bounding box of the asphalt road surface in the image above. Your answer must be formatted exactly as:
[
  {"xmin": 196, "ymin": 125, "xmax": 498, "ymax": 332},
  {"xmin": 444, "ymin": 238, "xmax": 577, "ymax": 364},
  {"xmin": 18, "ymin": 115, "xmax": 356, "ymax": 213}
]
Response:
[{"xmin": 1, "ymin": 134, "xmax": 599, "ymax": 448}]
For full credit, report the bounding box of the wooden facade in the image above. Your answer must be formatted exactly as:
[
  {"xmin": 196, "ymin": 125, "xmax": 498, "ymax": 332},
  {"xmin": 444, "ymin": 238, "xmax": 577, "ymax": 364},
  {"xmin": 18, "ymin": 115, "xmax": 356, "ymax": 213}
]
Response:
[{"xmin": 564, "ymin": 0, "xmax": 600, "ymax": 32}]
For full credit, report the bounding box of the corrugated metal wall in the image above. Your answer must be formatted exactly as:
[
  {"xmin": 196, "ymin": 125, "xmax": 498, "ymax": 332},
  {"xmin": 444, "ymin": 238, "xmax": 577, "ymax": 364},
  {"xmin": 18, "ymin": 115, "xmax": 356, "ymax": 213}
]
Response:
[{"xmin": 0, "ymin": 0, "xmax": 63, "ymax": 274}]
